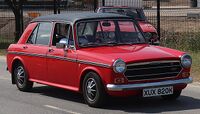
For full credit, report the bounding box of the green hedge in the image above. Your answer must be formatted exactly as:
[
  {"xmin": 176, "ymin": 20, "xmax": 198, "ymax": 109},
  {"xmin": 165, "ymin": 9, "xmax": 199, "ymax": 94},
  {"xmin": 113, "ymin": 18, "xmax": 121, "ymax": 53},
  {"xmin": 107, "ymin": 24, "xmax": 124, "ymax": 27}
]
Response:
[
  {"xmin": 160, "ymin": 32, "xmax": 200, "ymax": 52},
  {"xmin": 0, "ymin": 42, "xmax": 12, "ymax": 49}
]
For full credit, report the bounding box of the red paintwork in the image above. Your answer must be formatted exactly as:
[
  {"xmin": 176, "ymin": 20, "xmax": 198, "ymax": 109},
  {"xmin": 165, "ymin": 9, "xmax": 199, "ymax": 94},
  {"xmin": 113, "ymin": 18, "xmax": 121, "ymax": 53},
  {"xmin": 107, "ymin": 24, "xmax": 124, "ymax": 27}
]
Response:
[
  {"xmin": 18, "ymin": 23, "xmax": 38, "ymax": 44},
  {"xmin": 138, "ymin": 21, "xmax": 157, "ymax": 33},
  {"xmin": 97, "ymin": 6, "xmax": 158, "ymax": 37},
  {"xmin": 7, "ymin": 19, "xmax": 191, "ymax": 97},
  {"xmin": 77, "ymin": 44, "xmax": 184, "ymax": 64}
]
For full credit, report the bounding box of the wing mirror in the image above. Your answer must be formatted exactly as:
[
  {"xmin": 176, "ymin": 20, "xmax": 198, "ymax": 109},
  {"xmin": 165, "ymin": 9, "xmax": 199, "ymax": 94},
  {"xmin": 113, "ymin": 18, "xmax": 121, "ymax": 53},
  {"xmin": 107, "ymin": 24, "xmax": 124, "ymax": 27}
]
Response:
[
  {"xmin": 144, "ymin": 32, "xmax": 152, "ymax": 41},
  {"xmin": 56, "ymin": 43, "xmax": 70, "ymax": 51},
  {"xmin": 144, "ymin": 32, "xmax": 160, "ymax": 45},
  {"xmin": 56, "ymin": 38, "xmax": 70, "ymax": 50},
  {"xmin": 56, "ymin": 38, "xmax": 75, "ymax": 50},
  {"xmin": 56, "ymin": 43, "xmax": 66, "ymax": 49}
]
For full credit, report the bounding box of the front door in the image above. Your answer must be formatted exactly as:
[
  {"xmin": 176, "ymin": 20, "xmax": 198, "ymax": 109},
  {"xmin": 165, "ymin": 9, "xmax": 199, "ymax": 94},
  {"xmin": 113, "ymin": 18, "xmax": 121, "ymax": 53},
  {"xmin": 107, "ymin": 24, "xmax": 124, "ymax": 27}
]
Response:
[{"xmin": 47, "ymin": 23, "xmax": 78, "ymax": 89}]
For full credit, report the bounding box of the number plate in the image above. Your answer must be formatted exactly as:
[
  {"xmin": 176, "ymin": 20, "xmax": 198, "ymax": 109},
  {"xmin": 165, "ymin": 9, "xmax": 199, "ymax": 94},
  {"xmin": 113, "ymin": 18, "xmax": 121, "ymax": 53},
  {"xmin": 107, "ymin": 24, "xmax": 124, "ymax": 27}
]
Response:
[{"xmin": 143, "ymin": 86, "xmax": 173, "ymax": 97}]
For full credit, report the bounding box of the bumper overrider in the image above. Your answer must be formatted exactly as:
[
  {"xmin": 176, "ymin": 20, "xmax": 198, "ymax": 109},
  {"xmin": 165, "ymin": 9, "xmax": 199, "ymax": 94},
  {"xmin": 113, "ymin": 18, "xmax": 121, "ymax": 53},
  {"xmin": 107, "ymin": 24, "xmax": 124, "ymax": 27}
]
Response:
[{"xmin": 107, "ymin": 77, "xmax": 193, "ymax": 91}]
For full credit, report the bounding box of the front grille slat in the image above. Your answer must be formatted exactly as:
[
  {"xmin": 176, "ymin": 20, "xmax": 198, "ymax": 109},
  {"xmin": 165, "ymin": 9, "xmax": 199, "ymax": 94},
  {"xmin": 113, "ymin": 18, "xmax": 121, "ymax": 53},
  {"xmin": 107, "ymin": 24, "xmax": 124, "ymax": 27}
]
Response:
[
  {"xmin": 125, "ymin": 60, "xmax": 182, "ymax": 81},
  {"xmin": 126, "ymin": 65, "xmax": 180, "ymax": 71},
  {"xmin": 126, "ymin": 72, "xmax": 180, "ymax": 78},
  {"xmin": 125, "ymin": 66, "xmax": 181, "ymax": 76}
]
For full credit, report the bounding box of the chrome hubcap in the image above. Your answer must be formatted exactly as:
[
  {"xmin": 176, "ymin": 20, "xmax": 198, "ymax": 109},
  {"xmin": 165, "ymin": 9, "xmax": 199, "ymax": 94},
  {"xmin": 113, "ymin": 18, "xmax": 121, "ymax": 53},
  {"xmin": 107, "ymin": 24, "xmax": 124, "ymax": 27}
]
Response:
[
  {"xmin": 15, "ymin": 66, "xmax": 25, "ymax": 86},
  {"xmin": 86, "ymin": 78, "xmax": 97, "ymax": 101}
]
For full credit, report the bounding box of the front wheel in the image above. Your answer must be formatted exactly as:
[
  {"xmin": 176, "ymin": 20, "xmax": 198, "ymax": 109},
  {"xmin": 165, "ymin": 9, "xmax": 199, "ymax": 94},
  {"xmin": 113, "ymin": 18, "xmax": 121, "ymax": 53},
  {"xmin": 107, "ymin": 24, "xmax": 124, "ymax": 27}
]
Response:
[
  {"xmin": 14, "ymin": 63, "xmax": 33, "ymax": 92},
  {"xmin": 161, "ymin": 90, "xmax": 182, "ymax": 100},
  {"xmin": 82, "ymin": 72, "xmax": 107, "ymax": 107}
]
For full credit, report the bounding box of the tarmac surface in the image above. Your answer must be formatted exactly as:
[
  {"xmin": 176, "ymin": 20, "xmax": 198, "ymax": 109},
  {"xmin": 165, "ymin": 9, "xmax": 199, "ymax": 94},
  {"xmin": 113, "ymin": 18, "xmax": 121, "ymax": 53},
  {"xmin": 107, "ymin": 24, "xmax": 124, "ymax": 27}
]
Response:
[{"xmin": 0, "ymin": 56, "xmax": 200, "ymax": 114}]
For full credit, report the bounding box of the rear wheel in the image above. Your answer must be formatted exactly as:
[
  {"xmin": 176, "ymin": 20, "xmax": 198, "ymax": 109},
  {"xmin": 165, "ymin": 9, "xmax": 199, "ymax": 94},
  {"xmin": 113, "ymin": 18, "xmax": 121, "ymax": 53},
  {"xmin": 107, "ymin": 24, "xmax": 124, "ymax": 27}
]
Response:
[
  {"xmin": 82, "ymin": 72, "xmax": 107, "ymax": 107},
  {"xmin": 14, "ymin": 63, "xmax": 33, "ymax": 91},
  {"xmin": 161, "ymin": 90, "xmax": 182, "ymax": 100}
]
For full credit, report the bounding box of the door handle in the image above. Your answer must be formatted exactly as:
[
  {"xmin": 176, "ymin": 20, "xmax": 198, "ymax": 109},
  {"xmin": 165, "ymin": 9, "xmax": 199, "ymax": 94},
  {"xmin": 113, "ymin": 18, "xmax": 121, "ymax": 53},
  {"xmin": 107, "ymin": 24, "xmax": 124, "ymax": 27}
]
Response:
[
  {"xmin": 23, "ymin": 46, "xmax": 28, "ymax": 49},
  {"xmin": 49, "ymin": 48, "xmax": 54, "ymax": 52}
]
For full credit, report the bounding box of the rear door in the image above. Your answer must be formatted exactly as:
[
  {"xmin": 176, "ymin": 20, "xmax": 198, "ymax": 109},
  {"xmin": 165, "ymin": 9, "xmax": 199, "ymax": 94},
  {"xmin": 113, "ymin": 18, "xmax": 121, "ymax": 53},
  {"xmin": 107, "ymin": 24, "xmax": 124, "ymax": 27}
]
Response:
[{"xmin": 24, "ymin": 22, "xmax": 53, "ymax": 81}]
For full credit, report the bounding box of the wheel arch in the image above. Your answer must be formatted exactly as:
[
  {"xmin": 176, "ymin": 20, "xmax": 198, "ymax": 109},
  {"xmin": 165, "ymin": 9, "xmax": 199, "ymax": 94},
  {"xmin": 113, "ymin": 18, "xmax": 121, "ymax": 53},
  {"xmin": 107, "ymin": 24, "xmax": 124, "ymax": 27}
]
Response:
[
  {"xmin": 79, "ymin": 67, "xmax": 103, "ymax": 93},
  {"xmin": 11, "ymin": 57, "xmax": 26, "ymax": 84}
]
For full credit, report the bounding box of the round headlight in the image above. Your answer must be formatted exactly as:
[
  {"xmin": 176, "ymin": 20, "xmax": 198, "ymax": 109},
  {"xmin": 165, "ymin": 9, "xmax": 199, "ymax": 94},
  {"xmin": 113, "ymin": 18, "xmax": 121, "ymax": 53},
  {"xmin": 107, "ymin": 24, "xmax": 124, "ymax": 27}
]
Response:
[
  {"xmin": 181, "ymin": 54, "xmax": 192, "ymax": 68},
  {"xmin": 113, "ymin": 59, "xmax": 126, "ymax": 73}
]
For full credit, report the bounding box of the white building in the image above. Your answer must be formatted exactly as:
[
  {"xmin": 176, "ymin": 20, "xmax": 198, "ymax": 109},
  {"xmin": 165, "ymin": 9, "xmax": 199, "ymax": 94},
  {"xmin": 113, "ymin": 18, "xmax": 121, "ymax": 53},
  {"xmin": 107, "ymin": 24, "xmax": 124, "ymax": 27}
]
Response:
[{"xmin": 98, "ymin": 0, "xmax": 143, "ymax": 8}]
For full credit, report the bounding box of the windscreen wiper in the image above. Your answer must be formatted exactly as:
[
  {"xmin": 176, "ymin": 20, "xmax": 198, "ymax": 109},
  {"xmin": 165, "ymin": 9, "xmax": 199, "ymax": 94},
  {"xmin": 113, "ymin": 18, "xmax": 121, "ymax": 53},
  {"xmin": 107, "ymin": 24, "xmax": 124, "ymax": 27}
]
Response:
[
  {"xmin": 79, "ymin": 43, "xmax": 100, "ymax": 47},
  {"xmin": 103, "ymin": 41, "xmax": 118, "ymax": 46}
]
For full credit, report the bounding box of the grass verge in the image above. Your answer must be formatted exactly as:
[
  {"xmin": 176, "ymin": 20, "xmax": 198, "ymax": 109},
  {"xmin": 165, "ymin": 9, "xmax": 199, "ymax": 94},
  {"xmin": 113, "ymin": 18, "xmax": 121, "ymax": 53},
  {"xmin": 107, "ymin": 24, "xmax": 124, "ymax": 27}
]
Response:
[
  {"xmin": 0, "ymin": 49, "xmax": 6, "ymax": 55},
  {"xmin": 190, "ymin": 52, "xmax": 200, "ymax": 82}
]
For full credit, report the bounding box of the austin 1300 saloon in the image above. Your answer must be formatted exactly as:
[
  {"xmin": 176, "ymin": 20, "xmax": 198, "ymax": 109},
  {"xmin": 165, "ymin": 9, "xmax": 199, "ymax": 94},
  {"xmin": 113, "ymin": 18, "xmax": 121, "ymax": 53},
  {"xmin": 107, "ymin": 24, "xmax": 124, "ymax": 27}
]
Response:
[{"xmin": 7, "ymin": 13, "xmax": 192, "ymax": 107}]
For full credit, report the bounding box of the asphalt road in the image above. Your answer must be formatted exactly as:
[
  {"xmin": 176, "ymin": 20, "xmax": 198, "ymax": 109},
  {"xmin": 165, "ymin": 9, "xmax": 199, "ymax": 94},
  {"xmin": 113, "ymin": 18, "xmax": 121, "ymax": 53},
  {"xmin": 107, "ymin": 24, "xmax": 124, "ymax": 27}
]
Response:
[{"xmin": 0, "ymin": 56, "xmax": 200, "ymax": 114}]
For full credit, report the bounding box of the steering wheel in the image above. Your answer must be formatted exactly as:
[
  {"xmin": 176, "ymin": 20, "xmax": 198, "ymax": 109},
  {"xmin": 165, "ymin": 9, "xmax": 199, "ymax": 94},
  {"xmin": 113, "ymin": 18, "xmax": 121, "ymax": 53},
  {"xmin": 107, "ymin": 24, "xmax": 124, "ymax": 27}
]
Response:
[{"xmin": 79, "ymin": 35, "xmax": 89, "ymax": 45}]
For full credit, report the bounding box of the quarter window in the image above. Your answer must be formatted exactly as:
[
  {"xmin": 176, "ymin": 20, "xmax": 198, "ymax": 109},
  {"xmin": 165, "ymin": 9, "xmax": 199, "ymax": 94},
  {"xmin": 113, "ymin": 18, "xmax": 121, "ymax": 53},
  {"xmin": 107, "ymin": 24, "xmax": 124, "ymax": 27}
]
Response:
[{"xmin": 27, "ymin": 25, "xmax": 39, "ymax": 44}]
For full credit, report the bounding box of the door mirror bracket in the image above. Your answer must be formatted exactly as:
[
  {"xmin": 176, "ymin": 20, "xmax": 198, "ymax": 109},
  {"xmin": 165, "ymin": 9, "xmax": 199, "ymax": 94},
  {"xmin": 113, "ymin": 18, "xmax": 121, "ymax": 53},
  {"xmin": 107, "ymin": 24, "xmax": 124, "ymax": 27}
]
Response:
[{"xmin": 64, "ymin": 45, "xmax": 69, "ymax": 51}]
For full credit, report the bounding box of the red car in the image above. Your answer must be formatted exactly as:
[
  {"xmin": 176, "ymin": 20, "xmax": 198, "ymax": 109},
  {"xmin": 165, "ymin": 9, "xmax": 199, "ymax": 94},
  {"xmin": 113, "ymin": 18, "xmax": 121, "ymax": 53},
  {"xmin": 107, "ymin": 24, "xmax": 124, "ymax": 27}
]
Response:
[
  {"xmin": 96, "ymin": 6, "xmax": 158, "ymax": 42},
  {"xmin": 7, "ymin": 13, "xmax": 192, "ymax": 107}
]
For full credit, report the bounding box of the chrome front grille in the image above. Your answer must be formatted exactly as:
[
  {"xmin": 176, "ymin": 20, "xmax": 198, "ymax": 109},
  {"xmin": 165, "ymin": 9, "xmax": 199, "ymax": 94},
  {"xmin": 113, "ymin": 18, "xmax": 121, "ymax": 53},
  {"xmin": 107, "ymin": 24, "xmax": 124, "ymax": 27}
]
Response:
[{"xmin": 124, "ymin": 60, "xmax": 182, "ymax": 81}]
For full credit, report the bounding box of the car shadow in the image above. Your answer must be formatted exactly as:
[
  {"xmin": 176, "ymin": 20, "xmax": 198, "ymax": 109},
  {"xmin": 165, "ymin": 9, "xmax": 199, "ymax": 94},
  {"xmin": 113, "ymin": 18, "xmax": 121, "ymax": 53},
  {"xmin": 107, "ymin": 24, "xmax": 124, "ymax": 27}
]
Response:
[
  {"xmin": 104, "ymin": 96, "xmax": 200, "ymax": 113},
  {"xmin": 31, "ymin": 85, "xmax": 200, "ymax": 113},
  {"xmin": 31, "ymin": 85, "xmax": 84, "ymax": 104}
]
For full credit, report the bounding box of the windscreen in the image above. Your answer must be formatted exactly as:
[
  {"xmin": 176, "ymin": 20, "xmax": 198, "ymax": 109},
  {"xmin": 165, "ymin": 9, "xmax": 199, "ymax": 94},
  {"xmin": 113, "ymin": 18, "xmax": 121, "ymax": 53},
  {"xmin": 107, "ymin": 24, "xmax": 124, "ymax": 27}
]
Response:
[{"xmin": 77, "ymin": 20, "xmax": 145, "ymax": 47}]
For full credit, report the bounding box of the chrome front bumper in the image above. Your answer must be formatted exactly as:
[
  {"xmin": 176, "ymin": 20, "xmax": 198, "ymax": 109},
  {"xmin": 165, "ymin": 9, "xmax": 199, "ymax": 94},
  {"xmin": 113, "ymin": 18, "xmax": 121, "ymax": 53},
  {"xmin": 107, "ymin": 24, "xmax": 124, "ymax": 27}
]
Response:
[{"xmin": 107, "ymin": 77, "xmax": 193, "ymax": 91}]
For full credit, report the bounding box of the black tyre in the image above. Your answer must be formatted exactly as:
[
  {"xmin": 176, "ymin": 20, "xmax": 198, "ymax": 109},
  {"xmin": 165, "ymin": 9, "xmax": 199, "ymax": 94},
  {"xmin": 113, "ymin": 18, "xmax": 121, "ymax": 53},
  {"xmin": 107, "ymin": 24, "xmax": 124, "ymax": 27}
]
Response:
[
  {"xmin": 13, "ymin": 62, "xmax": 33, "ymax": 91},
  {"xmin": 161, "ymin": 90, "xmax": 182, "ymax": 100},
  {"xmin": 82, "ymin": 72, "xmax": 107, "ymax": 107}
]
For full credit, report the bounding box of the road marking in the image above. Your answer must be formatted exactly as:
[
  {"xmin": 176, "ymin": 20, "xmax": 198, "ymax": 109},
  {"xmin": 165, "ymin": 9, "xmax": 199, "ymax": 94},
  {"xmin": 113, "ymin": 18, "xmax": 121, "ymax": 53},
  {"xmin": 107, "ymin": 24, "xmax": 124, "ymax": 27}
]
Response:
[{"xmin": 44, "ymin": 105, "xmax": 81, "ymax": 114}]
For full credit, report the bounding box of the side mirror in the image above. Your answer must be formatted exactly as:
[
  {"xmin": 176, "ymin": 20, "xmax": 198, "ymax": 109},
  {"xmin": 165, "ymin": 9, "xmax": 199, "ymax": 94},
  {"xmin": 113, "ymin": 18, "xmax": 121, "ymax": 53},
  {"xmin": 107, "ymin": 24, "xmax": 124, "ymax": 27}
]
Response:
[
  {"xmin": 144, "ymin": 32, "xmax": 152, "ymax": 41},
  {"xmin": 56, "ymin": 38, "xmax": 70, "ymax": 50},
  {"xmin": 56, "ymin": 43, "xmax": 66, "ymax": 49},
  {"xmin": 144, "ymin": 33, "xmax": 160, "ymax": 45}
]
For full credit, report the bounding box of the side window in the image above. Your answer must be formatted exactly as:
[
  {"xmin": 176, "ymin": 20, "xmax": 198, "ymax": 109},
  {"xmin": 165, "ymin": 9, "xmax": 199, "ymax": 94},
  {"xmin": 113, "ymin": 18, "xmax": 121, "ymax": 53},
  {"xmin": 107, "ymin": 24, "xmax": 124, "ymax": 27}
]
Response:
[
  {"xmin": 27, "ymin": 25, "xmax": 39, "ymax": 44},
  {"xmin": 52, "ymin": 23, "xmax": 74, "ymax": 46},
  {"xmin": 35, "ymin": 22, "xmax": 53, "ymax": 45}
]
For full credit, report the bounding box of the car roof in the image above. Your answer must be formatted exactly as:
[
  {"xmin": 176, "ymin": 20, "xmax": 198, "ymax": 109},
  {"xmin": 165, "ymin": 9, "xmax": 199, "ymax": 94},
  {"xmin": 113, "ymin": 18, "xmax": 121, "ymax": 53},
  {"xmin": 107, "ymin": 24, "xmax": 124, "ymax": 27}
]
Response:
[
  {"xmin": 98, "ymin": 6, "xmax": 142, "ymax": 9},
  {"xmin": 31, "ymin": 12, "xmax": 132, "ymax": 23}
]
